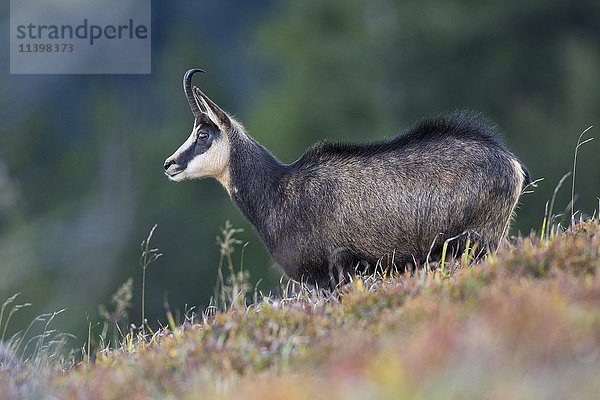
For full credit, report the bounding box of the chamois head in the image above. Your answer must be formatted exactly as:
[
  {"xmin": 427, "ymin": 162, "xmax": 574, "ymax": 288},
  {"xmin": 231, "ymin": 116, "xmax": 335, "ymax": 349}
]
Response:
[{"xmin": 164, "ymin": 69, "xmax": 233, "ymax": 187}]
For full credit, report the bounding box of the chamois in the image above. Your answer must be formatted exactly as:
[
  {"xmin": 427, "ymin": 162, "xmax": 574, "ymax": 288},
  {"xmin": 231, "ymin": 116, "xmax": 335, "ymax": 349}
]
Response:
[{"xmin": 164, "ymin": 69, "xmax": 530, "ymax": 287}]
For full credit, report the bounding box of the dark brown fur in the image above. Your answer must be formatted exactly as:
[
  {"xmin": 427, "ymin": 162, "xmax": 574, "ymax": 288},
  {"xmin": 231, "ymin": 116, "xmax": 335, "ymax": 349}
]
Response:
[{"xmin": 224, "ymin": 111, "xmax": 529, "ymax": 287}]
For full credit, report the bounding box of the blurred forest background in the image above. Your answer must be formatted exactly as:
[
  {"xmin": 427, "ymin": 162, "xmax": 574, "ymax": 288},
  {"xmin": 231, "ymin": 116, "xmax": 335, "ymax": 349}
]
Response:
[{"xmin": 1, "ymin": 0, "xmax": 599, "ymax": 344}]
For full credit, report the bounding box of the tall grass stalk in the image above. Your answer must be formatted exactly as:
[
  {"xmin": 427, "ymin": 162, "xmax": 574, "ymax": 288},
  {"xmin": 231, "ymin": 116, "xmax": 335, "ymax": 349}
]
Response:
[
  {"xmin": 571, "ymin": 126, "xmax": 593, "ymax": 227},
  {"xmin": 541, "ymin": 201, "xmax": 549, "ymax": 242},
  {"xmin": 1, "ymin": 293, "xmax": 30, "ymax": 342},
  {"xmin": 215, "ymin": 221, "xmax": 246, "ymax": 309},
  {"xmin": 140, "ymin": 224, "xmax": 163, "ymax": 332},
  {"xmin": 35, "ymin": 309, "xmax": 65, "ymax": 358},
  {"xmin": 545, "ymin": 172, "xmax": 572, "ymax": 239},
  {"xmin": 440, "ymin": 240, "xmax": 449, "ymax": 276},
  {"xmin": 461, "ymin": 236, "xmax": 471, "ymax": 266},
  {"xmin": 1, "ymin": 294, "xmax": 72, "ymax": 368},
  {"xmin": 439, "ymin": 232, "xmax": 464, "ymax": 276}
]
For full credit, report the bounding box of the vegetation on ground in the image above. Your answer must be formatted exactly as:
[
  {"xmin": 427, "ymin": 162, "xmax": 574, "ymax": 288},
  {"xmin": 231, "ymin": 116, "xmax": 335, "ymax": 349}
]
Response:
[{"xmin": 1, "ymin": 217, "xmax": 599, "ymax": 399}]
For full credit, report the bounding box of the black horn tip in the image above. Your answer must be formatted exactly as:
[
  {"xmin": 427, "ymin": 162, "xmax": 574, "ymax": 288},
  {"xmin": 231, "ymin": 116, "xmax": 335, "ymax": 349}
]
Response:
[
  {"xmin": 183, "ymin": 68, "xmax": 206, "ymax": 89},
  {"xmin": 184, "ymin": 68, "xmax": 206, "ymax": 76},
  {"xmin": 183, "ymin": 68, "xmax": 206, "ymax": 116},
  {"xmin": 183, "ymin": 68, "xmax": 206, "ymax": 82}
]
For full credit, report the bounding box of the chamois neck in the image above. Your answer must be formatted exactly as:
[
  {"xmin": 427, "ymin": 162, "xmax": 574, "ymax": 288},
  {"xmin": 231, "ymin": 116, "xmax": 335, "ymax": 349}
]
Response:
[{"xmin": 227, "ymin": 131, "xmax": 286, "ymax": 242}]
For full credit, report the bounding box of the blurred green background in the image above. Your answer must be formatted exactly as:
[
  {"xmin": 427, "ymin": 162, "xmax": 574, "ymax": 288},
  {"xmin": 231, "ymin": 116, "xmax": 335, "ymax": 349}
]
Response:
[{"xmin": 1, "ymin": 0, "xmax": 599, "ymax": 345}]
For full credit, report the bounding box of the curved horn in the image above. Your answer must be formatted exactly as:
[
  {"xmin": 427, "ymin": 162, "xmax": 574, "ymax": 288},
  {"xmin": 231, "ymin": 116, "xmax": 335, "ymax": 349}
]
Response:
[{"xmin": 183, "ymin": 68, "xmax": 206, "ymax": 117}]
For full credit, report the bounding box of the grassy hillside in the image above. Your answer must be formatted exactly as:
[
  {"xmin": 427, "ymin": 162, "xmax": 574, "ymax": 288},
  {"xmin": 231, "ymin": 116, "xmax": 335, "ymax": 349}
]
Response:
[{"xmin": 1, "ymin": 219, "xmax": 600, "ymax": 399}]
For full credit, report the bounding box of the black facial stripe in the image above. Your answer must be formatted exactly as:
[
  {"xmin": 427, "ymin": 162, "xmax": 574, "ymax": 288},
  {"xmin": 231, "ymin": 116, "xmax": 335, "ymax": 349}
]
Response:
[{"xmin": 175, "ymin": 131, "xmax": 217, "ymax": 168}]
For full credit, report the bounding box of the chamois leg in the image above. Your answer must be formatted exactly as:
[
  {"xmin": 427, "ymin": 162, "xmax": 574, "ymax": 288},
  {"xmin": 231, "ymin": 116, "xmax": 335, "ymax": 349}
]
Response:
[{"xmin": 327, "ymin": 247, "xmax": 362, "ymax": 289}]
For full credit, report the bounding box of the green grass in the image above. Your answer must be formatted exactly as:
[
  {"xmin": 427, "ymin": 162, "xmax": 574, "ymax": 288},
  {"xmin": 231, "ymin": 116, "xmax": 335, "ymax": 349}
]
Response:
[{"xmin": 1, "ymin": 218, "xmax": 600, "ymax": 399}]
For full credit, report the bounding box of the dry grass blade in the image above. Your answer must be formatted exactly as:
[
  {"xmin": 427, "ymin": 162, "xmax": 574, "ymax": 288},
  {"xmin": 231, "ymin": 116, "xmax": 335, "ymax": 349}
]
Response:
[
  {"xmin": 571, "ymin": 126, "xmax": 594, "ymax": 227},
  {"xmin": 140, "ymin": 224, "xmax": 163, "ymax": 331}
]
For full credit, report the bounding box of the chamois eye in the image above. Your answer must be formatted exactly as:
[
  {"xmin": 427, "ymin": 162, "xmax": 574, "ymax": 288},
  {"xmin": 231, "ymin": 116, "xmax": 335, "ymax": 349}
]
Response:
[{"xmin": 197, "ymin": 132, "xmax": 210, "ymax": 141}]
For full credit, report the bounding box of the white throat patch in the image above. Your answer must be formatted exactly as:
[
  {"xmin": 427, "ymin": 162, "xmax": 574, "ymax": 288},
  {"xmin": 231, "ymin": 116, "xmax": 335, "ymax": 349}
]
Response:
[{"xmin": 186, "ymin": 137, "xmax": 231, "ymax": 192}]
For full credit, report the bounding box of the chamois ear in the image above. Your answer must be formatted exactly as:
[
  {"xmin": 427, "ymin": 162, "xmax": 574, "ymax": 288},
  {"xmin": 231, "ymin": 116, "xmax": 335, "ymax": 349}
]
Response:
[{"xmin": 193, "ymin": 86, "xmax": 231, "ymax": 130}]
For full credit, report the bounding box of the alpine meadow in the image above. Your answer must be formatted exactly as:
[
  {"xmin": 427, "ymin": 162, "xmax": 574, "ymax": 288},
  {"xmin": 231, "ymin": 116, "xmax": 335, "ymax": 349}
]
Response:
[{"xmin": 1, "ymin": 1, "xmax": 599, "ymax": 399}]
